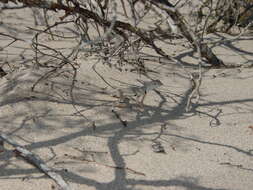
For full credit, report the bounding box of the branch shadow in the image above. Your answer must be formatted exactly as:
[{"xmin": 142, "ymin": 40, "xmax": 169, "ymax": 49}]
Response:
[{"xmin": 0, "ymin": 66, "xmax": 252, "ymax": 190}]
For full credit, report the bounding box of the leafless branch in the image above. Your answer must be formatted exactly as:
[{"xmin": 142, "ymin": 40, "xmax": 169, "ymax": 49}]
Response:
[{"xmin": 0, "ymin": 133, "xmax": 72, "ymax": 190}]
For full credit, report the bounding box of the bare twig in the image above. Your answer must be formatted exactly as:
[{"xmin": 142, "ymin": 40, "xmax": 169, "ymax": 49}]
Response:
[
  {"xmin": 63, "ymin": 153, "xmax": 145, "ymax": 176},
  {"xmin": 111, "ymin": 109, "xmax": 128, "ymax": 127}
]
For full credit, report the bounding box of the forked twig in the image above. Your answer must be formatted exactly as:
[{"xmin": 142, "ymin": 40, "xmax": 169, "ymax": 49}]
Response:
[{"xmin": 185, "ymin": 70, "xmax": 202, "ymax": 112}]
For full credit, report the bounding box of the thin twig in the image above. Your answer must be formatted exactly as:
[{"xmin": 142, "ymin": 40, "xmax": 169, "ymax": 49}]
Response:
[
  {"xmin": 111, "ymin": 109, "xmax": 128, "ymax": 127},
  {"xmin": 64, "ymin": 153, "xmax": 145, "ymax": 176}
]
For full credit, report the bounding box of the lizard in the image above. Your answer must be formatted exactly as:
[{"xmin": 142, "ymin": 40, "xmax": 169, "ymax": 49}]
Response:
[{"xmin": 109, "ymin": 79, "xmax": 163, "ymax": 109}]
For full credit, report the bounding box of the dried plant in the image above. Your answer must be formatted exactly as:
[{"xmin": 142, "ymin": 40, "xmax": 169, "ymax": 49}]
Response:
[{"xmin": 0, "ymin": 0, "xmax": 252, "ymax": 110}]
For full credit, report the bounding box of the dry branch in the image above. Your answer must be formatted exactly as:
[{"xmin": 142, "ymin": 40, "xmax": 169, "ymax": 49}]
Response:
[
  {"xmin": 0, "ymin": 0, "xmax": 227, "ymax": 68},
  {"xmin": 0, "ymin": 0, "xmax": 173, "ymax": 60},
  {"xmin": 148, "ymin": 0, "xmax": 225, "ymax": 67},
  {"xmin": 0, "ymin": 133, "xmax": 72, "ymax": 190},
  {"xmin": 1, "ymin": 0, "xmax": 243, "ymax": 114}
]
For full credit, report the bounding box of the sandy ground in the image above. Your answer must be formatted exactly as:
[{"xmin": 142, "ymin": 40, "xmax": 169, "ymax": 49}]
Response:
[{"xmin": 0, "ymin": 4, "xmax": 253, "ymax": 190}]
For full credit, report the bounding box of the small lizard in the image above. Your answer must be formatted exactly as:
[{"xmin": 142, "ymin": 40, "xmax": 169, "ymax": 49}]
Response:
[{"xmin": 110, "ymin": 80, "xmax": 163, "ymax": 108}]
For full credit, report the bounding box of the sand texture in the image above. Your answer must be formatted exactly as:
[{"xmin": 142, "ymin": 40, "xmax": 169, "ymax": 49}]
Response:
[{"xmin": 0, "ymin": 4, "xmax": 253, "ymax": 190}]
